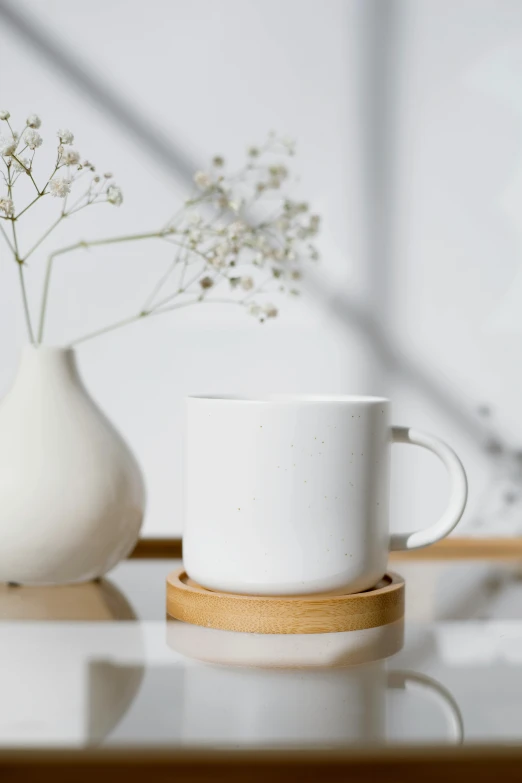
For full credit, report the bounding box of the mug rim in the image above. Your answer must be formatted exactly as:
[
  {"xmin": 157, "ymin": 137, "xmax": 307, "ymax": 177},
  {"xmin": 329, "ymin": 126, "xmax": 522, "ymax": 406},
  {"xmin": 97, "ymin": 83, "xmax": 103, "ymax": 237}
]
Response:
[{"xmin": 187, "ymin": 394, "xmax": 390, "ymax": 404}]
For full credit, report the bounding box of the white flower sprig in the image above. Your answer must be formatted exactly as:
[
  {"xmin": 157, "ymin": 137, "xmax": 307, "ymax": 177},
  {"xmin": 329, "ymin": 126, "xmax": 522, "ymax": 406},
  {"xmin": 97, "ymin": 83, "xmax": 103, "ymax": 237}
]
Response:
[
  {"xmin": 64, "ymin": 133, "xmax": 320, "ymax": 344},
  {"xmin": 0, "ymin": 114, "xmax": 320, "ymax": 346},
  {"xmin": 0, "ymin": 111, "xmax": 123, "ymax": 342}
]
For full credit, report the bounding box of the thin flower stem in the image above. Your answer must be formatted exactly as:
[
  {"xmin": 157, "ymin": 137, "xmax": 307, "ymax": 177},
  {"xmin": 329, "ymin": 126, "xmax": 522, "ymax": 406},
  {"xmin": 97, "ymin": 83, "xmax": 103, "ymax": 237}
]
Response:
[
  {"xmin": 69, "ymin": 300, "xmax": 196, "ymax": 346},
  {"xmin": 151, "ymin": 291, "xmax": 183, "ymax": 310},
  {"xmin": 147, "ymin": 253, "xmax": 202, "ymax": 310},
  {"xmin": 37, "ymin": 230, "xmax": 174, "ymax": 343},
  {"xmin": 6, "ymin": 166, "xmax": 35, "ymax": 343},
  {"xmin": 15, "ymin": 192, "xmax": 46, "ymax": 220},
  {"xmin": 37, "ymin": 252, "xmax": 55, "ymax": 343},
  {"xmin": 66, "ymin": 200, "xmax": 108, "ymax": 216},
  {"xmin": 69, "ymin": 298, "xmax": 243, "ymax": 347},
  {"xmin": 17, "ymin": 262, "xmax": 35, "ymax": 344},
  {"xmin": 22, "ymin": 214, "xmax": 64, "ymax": 262},
  {"xmin": 64, "ymin": 230, "xmax": 171, "ymax": 250},
  {"xmin": 153, "ymin": 269, "xmax": 202, "ymax": 309},
  {"xmin": 151, "ymin": 261, "xmax": 230, "ymax": 311},
  {"xmin": 160, "ymin": 239, "xmax": 234, "ymax": 292},
  {"xmin": 0, "ymin": 221, "xmax": 15, "ymax": 254},
  {"xmin": 178, "ymin": 252, "xmax": 189, "ymax": 290},
  {"xmin": 61, "ymin": 182, "xmax": 70, "ymax": 216},
  {"xmin": 154, "ymin": 297, "xmax": 242, "ymax": 315},
  {"xmin": 11, "ymin": 155, "xmax": 41, "ymax": 196},
  {"xmin": 142, "ymin": 245, "xmax": 183, "ymax": 312},
  {"xmin": 69, "ymin": 313, "xmax": 148, "ymax": 346},
  {"xmin": 11, "ymin": 219, "xmax": 19, "ymax": 257},
  {"xmin": 39, "ymin": 151, "xmax": 62, "ymax": 198},
  {"xmin": 64, "ymin": 189, "xmax": 93, "ymax": 215}
]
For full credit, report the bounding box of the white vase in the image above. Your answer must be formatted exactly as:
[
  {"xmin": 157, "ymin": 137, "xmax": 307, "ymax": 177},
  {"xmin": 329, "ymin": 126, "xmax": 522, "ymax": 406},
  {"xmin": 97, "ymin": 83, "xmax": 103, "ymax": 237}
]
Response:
[{"xmin": 0, "ymin": 345, "xmax": 145, "ymax": 584}]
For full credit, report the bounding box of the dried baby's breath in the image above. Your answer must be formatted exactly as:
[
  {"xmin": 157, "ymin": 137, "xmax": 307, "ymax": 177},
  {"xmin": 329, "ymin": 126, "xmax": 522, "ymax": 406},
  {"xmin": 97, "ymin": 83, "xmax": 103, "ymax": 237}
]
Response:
[
  {"xmin": 0, "ymin": 114, "xmax": 321, "ymax": 345},
  {"xmin": 0, "ymin": 110, "xmax": 126, "ymax": 343}
]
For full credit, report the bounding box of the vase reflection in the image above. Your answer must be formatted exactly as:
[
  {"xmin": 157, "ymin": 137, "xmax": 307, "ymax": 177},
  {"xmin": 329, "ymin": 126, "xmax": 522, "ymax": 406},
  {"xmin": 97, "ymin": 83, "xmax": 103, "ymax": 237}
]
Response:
[
  {"xmin": 0, "ymin": 577, "xmax": 137, "ymax": 621},
  {"xmin": 0, "ymin": 579, "xmax": 144, "ymax": 746}
]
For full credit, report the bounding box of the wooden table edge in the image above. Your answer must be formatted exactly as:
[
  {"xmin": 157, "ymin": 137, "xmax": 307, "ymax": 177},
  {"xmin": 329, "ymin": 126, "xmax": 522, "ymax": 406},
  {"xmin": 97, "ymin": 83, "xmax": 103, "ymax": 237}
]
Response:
[
  {"xmin": 130, "ymin": 536, "xmax": 522, "ymax": 561},
  {"xmin": 3, "ymin": 746, "xmax": 522, "ymax": 782}
]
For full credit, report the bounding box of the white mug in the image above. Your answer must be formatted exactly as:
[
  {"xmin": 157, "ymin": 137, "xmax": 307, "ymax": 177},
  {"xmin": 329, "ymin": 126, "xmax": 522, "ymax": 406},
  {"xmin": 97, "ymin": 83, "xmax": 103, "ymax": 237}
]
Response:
[{"xmin": 183, "ymin": 395, "xmax": 467, "ymax": 595}]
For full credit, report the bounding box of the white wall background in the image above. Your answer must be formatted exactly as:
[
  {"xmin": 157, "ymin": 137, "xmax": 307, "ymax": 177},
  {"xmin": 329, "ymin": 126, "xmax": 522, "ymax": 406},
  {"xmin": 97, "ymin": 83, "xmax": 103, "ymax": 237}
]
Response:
[{"xmin": 0, "ymin": 0, "xmax": 521, "ymax": 538}]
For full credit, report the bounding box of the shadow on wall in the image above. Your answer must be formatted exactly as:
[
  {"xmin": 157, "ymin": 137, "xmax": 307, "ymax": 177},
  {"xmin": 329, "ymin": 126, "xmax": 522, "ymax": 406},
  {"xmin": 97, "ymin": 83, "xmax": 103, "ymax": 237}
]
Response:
[{"xmin": 0, "ymin": 0, "xmax": 517, "ymax": 531}]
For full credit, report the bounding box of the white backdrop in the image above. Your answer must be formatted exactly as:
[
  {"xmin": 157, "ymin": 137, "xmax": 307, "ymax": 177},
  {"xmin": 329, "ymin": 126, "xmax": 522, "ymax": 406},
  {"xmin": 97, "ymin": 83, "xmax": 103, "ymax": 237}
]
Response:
[{"xmin": 1, "ymin": 0, "xmax": 521, "ymax": 538}]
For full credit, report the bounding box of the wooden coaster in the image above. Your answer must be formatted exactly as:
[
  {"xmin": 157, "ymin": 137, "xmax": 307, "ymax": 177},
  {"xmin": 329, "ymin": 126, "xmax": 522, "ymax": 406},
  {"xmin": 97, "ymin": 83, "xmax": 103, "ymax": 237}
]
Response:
[{"xmin": 166, "ymin": 568, "xmax": 405, "ymax": 635}]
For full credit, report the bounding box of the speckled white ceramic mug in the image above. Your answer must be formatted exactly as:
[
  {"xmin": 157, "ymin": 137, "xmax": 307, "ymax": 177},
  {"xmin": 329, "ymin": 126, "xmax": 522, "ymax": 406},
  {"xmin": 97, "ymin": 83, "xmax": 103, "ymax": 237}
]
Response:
[{"xmin": 183, "ymin": 395, "xmax": 467, "ymax": 596}]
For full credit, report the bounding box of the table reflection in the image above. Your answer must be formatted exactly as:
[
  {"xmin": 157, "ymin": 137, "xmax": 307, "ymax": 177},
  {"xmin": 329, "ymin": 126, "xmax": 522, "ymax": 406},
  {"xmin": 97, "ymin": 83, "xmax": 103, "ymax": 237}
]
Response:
[{"xmin": 0, "ymin": 577, "xmax": 467, "ymax": 749}]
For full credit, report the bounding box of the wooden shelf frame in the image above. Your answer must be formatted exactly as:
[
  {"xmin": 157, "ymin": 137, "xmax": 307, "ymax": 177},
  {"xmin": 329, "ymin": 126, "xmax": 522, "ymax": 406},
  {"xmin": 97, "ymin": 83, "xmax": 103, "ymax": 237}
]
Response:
[
  {"xmin": 129, "ymin": 537, "xmax": 522, "ymax": 561},
  {"xmin": 4, "ymin": 746, "xmax": 522, "ymax": 782}
]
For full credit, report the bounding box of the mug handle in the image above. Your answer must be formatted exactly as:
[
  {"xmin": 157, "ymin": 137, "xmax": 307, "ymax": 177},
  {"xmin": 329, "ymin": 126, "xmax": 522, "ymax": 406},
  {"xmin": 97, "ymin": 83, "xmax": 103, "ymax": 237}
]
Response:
[
  {"xmin": 387, "ymin": 671, "xmax": 464, "ymax": 744},
  {"xmin": 389, "ymin": 427, "xmax": 468, "ymax": 551}
]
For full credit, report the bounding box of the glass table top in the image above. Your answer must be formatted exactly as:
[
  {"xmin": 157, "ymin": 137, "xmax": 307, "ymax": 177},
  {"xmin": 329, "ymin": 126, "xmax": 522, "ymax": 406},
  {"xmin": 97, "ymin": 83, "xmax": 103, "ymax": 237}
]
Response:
[{"xmin": 1, "ymin": 557, "xmax": 522, "ymax": 749}]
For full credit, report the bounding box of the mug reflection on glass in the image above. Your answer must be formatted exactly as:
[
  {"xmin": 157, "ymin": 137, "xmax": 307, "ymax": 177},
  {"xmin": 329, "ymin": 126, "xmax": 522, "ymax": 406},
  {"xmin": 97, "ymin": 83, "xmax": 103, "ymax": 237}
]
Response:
[{"xmin": 168, "ymin": 620, "xmax": 463, "ymax": 747}]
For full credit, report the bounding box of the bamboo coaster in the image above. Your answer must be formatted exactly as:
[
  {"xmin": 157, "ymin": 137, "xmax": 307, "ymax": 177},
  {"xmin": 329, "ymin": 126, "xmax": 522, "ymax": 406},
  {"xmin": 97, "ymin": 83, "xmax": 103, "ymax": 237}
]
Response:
[{"xmin": 166, "ymin": 568, "xmax": 405, "ymax": 635}]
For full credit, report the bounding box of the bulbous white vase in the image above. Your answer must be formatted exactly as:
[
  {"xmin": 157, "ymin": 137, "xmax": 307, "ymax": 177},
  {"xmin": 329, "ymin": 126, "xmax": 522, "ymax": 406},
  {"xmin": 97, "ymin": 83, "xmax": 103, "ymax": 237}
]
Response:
[{"xmin": 0, "ymin": 345, "xmax": 145, "ymax": 584}]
